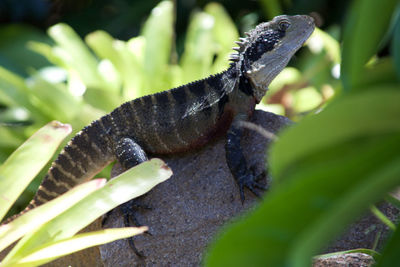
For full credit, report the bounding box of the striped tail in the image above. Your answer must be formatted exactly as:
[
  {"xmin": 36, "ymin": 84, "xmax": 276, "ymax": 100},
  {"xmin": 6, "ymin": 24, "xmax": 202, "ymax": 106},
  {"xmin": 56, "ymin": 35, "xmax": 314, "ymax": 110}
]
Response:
[{"xmin": 3, "ymin": 118, "xmax": 115, "ymax": 223}]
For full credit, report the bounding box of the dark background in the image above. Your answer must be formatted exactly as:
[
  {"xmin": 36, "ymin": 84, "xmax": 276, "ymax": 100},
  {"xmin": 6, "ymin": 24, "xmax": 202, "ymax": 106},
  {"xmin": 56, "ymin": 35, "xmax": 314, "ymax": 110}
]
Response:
[{"xmin": 0, "ymin": 0, "xmax": 349, "ymax": 43}]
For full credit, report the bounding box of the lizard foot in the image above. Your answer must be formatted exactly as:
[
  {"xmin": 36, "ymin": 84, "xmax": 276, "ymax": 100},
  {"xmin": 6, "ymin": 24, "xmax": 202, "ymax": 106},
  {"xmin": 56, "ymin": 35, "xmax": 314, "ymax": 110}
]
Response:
[
  {"xmin": 238, "ymin": 166, "xmax": 268, "ymax": 203},
  {"xmin": 102, "ymin": 198, "xmax": 152, "ymax": 257},
  {"xmin": 121, "ymin": 198, "xmax": 152, "ymax": 257}
]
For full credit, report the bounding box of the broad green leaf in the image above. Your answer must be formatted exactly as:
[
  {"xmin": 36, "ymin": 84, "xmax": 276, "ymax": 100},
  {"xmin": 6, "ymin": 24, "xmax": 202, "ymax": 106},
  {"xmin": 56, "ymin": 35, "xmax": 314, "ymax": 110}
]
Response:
[
  {"xmin": 86, "ymin": 31, "xmax": 144, "ymax": 100},
  {"xmin": 356, "ymin": 58, "xmax": 399, "ymax": 88},
  {"xmin": 141, "ymin": 0, "xmax": 174, "ymax": 92},
  {"xmin": 27, "ymin": 41, "xmax": 66, "ymax": 69},
  {"xmin": 0, "ymin": 121, "xmax": 72, "ymax": 220},
  {"xmin": 205, "ymin": 87, "xmax": 400, "ymax": 267},
  {"xmin": 341, "ymin": 0, "xmax": 398, "ymax": 91},
  {"xmin": 0, "ymin": 66, "xmax": 33, "ymax": 109},
  {"xmin": 204, "ymin": 3, "xmax": 239, "ymax": 73},
  {"xmin": 0, "ymin": 179, "xmax": 106, "ymax": 253},
  {"xmin": 6, "ymin": 159, "xmax": 171, "ymax": 261},
  {"xmin": 0, "ymin": 127, "xmax": 25, "ymax": 150},
  {"xmin": 288, "ymin": 156, "xmax": 400, "ymax": 267},
  {"xmin": 392, "ymin": 13, "xmax": 400, "ymax": 80},
  {"xmin": 270, "ymin": 88, "xmax": 400, "ymax": 177},
  {"xmin": 47, "ymin": 23, "xmax": 102, "ymax": 88},
  {"xmin": 28, "ymin": 77, "xmax": 82, "ymax": 122},
  {"xmin": 180, "ymin": 12, "xmax": 215, "ymax": 83},
  {"xmin": 85, "ymin": 31, "xmax": 122, "ymax": 93},
  {"xmin": 205, "ymin": 132, "xmax": 400, "ymax": 267},
  {"xmin": 6, "ymin": 227, "xmax": 146, "ymax": 267}
]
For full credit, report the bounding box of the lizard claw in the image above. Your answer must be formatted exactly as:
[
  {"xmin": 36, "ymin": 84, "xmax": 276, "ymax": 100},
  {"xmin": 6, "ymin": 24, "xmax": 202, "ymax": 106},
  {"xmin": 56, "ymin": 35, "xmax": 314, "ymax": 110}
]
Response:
[
  {"xmin": 119, "ymin": 199, "xmax": 152, "ymax": 257},
  {"xmin": 238, "ymin": 167, "xmax": 268, "ymax": 203}
]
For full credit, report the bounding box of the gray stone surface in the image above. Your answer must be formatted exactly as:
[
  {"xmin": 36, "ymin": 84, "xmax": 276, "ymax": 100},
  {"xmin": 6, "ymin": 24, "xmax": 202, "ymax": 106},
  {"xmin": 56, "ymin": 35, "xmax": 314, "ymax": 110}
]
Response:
[
  {"xmin": 100, "ymin": 110, "xmax": 290, "ymax": 266},
  {"xmin": 313, "ymin": 253, "xmax": 375, "ymax": 267},
  {"xmin": 99, "ymin": 110, "xmax": 399, "ymax": 266}
]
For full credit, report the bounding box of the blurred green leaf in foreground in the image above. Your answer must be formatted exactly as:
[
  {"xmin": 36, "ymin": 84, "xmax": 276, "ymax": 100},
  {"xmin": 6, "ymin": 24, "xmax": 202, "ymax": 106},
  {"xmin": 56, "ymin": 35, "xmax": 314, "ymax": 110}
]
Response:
[{"xmin": 206, "ymin": 0, "xmax": 400, "ymax": 266}]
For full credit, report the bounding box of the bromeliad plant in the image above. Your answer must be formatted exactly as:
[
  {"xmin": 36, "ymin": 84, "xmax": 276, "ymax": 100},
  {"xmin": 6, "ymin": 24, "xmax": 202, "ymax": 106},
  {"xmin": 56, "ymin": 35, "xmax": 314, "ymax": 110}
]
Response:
[{"xmin": 0, "ymin": 121, "xmax": 171, "ymax": 266}]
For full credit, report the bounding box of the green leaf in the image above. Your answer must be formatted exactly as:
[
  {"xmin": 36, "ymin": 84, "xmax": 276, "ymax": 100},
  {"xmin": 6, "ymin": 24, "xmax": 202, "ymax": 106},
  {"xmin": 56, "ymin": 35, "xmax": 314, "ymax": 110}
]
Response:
[
  {"xmin": 7, "ymin": 227, "xmax": 146, "ymax": 267},
  {"xmin": 287, "ymin": 157, "xmax": 400, "ymax": 267},
  {"xmin": 376, "ymin": 221, "xmax": 400, "ymax": 267},
  {"xmin": 341, "ymin": 0, "xmax": 399, "ymax": 91},
  {"xmin": 392, "ymin": 12, "xmax": 400, "ymax": 80},
  {"xmin": 180, "ymin": 12, "xmax": 215, "ymax": 83},
  {"xmin": 28, "ymin": 77, "xmax": 82, "ymax": 122},
  {"xmin": 370, "ymin": 205, "xmax": 396, "ymax": 231},
  {"xmin": 356, "ymin": 58, "xmax": 399, "ymax": 88},
  {"xmin": 205, "ymin": 134, "xmax": 400, "ymax": 267},
  {"xmin": 5, "ymin": 159, "xmax": 171, "ymax": 263},
  {"xmin": 205, "ymin": 89, "xmax": 400, "ymax": 267},
  {"xmin": 0, "ymin": 121, "xmax": 72, "ymax": 220},
  {"xmin": 0, "ymin": 66, "xmax": 33, "ymax": 109},
  {"xmin": 47, "ymin": 23, "xmax": 102, "ymax": 88},
  {"xmin": 86, "ymin": 31, "xmax": 145, "ymax": 100},
  {"xmin": 84, "ymin": 31, "xmax": 122, "ymax": 92},
  {"xmin": 0, "ymin": 179, "xmax": 106, "ymax": 253},
  {"xmin": 270, "ymin": 88, "xmax": 400, "ymax": 177},
  {"xmin": 204, "ymin": 3, "xmax": 239, "ymax": 73},
  {"xmin": 141, "ymin": 0, "xmax": 174, "ymax": 92}
]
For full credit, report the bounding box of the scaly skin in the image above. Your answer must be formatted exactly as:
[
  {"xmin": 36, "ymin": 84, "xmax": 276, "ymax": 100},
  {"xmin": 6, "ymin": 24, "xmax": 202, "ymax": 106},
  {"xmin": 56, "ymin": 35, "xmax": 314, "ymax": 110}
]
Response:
[{"xmin": 3, "ymin": 15, "xmax": 314, "ymax": 226}]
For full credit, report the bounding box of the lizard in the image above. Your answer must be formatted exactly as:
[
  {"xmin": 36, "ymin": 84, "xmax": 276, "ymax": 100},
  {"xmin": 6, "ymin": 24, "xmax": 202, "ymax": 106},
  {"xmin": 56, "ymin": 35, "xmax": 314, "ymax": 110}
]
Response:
[{"xmin": 3, "ymin": 15, "xmax": 314, "ymax": 240}]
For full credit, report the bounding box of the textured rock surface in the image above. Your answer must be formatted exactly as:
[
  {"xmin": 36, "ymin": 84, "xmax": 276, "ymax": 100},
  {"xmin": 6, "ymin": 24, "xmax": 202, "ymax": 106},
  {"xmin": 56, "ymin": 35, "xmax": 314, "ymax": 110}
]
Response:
[
  {"xmin": 100, "ymin": 110, "xmax": 290, "ymax": 266},
  {"xmin": 313, "ymin": 253, "xmax": 375, "ymax": 267}
]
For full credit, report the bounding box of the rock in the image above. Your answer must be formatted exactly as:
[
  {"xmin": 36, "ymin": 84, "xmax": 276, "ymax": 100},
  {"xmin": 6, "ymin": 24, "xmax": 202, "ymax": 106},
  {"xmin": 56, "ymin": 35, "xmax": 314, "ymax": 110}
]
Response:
[
  {"xmin": 313, "ymin": 253, "xmax": 375, "ymax": 267},
  {"xmin": 100, "ymin": 110, "xmax": 290, "ymax": 266}
]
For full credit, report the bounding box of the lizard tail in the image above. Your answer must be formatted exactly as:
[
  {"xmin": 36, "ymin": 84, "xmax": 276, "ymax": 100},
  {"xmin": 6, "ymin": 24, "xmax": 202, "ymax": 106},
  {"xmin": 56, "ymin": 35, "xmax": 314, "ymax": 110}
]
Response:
[{"xmin": 2, "ymin": 118, "xmax": 115, "ymax": 224}]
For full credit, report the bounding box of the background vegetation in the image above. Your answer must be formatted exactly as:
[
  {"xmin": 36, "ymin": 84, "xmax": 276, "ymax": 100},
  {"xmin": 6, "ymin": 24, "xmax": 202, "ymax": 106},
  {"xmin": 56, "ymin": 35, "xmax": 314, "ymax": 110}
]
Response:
[{"xmin": 0, "ymin": 0, "xmax": 399, "ymax": 266}]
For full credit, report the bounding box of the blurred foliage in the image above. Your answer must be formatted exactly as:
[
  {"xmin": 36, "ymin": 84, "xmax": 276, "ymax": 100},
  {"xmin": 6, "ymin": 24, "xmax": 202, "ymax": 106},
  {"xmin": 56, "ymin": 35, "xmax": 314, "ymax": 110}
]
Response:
[
  {"xmin": 0, "ymin": 121, "xmax": 170, "ymax": 266},
  {"xmin": 206, "ymin": 0, "xmax": 400, "ymax": 266},
  {"xmin": 0, "ymin": 0, "xmax": 399, "ymax": 266}
]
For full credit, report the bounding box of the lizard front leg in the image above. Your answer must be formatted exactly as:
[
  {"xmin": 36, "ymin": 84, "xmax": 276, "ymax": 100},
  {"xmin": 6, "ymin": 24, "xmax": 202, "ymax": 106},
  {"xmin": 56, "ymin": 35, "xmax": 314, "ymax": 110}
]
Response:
[
  {"xmin": 115, "ymin": 137, "xmax": 148, "ymax": 169},
  {"xmin": 107, "ymin": 137, "xmax": 150, "ymax": 256},
  {"xmin": 225, "ymin": 114, "xmax": 267, "ymax": 202}
]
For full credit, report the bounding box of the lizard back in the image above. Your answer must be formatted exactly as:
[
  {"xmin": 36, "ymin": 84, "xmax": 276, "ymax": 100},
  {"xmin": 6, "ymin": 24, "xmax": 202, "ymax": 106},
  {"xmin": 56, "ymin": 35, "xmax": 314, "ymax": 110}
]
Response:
[{"xmin": 107, "ymin": 69, "xmax": 240, "ymax": 155}]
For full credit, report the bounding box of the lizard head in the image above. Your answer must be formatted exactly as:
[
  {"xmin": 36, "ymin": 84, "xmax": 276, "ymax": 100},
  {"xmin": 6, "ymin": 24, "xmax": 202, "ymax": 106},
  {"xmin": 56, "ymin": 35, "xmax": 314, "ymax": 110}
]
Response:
[{"xmin": 230, "ymin": 15, "xmax": 315, "ymax": 102}]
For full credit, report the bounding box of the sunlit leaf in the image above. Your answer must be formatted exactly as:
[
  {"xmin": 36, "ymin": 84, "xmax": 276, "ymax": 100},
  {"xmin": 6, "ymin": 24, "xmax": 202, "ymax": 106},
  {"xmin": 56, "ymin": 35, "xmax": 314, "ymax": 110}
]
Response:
[
  {"xmin": 180, "ymin": 12, "xmax": 215, "ymax": 83},
  {"xmin": 341, "ymin": 0, "xmax": 398, "ymax": 91},
  {"xmin": 141, "ymin": 0, "xmax": 174, "ymax": 92},
  {"xmin": 6, "ymin": 227, "xmax": 146, "ymax": 267},
  {"xmin": 271, "ymin": 88, "xmax": 400, "ymax": 176},
  {"xmin": 0, "ymin": 121, "xmax": 71, "ymax": 220},
  {"xmin": 5, "ymin": 159, "xmax": 171, "ymax": 263},
  {"xmin": 0, "ymin": 179, "xmax": 106, "ymax": 253}
]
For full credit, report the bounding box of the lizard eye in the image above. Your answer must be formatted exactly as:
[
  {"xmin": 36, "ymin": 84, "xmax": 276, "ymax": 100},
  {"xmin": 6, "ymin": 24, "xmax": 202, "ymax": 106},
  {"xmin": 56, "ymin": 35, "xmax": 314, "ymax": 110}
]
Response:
[{"xmin": 278, "ymin": 19, "xmax": 291, "ymax": 31}]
